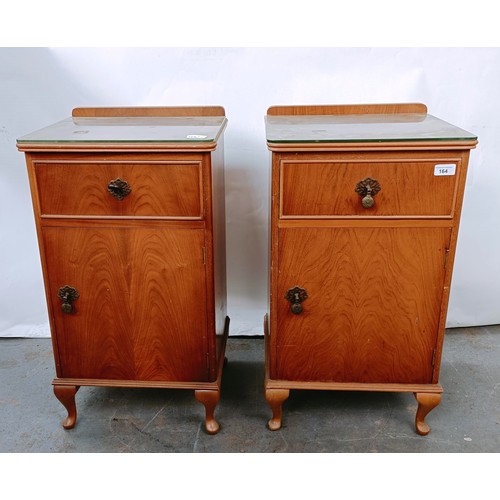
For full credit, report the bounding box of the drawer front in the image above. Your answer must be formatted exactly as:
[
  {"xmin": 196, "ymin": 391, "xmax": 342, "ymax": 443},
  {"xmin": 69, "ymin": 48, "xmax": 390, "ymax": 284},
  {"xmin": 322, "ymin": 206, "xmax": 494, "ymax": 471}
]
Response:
[
  {"xmin": 35, "ymin": 160, "xmax": 203, "ymax": 218},
  {"xmin": 280, "ymin": 159, "xmax": 460, "ymax": 218}
]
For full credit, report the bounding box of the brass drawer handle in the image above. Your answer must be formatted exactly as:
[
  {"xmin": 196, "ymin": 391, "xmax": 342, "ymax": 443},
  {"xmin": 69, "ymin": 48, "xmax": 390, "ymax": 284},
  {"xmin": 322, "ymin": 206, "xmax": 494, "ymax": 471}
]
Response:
[
  {"xmin": 107, "ymin": 178, "xmax": 131, "ymax": 200},
  {"xmin": 355, "ymin": 178, "xmax": 381, "ymax": 208},
  {"xmin": 57, "ymin": 286, "xmax": 79, "ymax": 314},
  {"xmin": 285, "ymin": 286, "xmax": 308, "ymax": 314}
]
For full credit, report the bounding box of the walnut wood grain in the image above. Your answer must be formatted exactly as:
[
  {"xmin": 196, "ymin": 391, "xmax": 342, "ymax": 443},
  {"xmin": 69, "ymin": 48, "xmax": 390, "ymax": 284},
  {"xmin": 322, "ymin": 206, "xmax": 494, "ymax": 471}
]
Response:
[
  {"xmin": 51, "ymin": 316, "xmax": 229, "ymax": 390},
  {"xmin": 276, "ymin": 226, "xmax": 450, "ymax": 383},
  {"xmin": 267, "ymin": 103, "xmax": 428, "ymax": 116},
  {"xmin": 72, "ymin": 106, "xmax": 225, "ymax": 117},
  {"xmin": 43, "ymin": 227, "xmax": 209, "ymax": 382},
  {"xmin": 34, "ymin": 159, "xmax": 203, "ymax": 218},
  {"xmin": 280, "ymin": 158, "xmax": 460, "ymax": 218}
]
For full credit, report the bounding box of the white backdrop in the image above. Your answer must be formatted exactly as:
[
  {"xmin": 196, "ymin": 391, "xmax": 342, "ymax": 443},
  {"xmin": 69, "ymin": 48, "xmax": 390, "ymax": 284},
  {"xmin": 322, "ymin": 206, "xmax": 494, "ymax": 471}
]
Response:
[{"xmin": 1, "ymin": 47, "xmax": 499, "ymax": 337}]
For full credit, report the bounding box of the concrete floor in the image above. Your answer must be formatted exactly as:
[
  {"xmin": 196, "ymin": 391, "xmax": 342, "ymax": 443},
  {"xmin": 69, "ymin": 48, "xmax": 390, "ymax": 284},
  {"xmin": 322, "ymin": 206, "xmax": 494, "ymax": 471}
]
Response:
[{"xmin": 1, "ymin": 326, "xmax": 499, "ymax": 453}]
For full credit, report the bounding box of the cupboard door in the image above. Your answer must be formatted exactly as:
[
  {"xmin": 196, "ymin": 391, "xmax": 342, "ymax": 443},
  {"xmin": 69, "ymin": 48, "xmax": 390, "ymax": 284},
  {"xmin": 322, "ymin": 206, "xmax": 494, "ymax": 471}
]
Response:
[
  {"xmin": 276, "ymin": 227, "xmax": 451, "ymax": 383},
  {"xmin": 43, "ymin": 227, "xmax": 209, "ymax": 382}
]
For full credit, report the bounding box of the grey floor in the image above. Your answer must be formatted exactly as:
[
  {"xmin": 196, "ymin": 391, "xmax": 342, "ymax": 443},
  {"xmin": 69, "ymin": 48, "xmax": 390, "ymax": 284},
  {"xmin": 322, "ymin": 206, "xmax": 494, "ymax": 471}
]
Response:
[{"xmin": 1, "ymin": 325, "xmax": 499, "ymax": 453}]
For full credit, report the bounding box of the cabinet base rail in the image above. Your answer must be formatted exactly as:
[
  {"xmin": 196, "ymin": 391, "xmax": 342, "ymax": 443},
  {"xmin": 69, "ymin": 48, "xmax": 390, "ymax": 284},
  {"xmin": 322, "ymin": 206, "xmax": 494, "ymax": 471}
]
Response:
[
  {"xmin": 53, "ymin": 316, "xmax": 229, "ymax": 435},
  {"xmin": 263, "ymin": 315, "xmax": 442, "ymax": 435},
  {"xmin": 264, "ymin": 380, "xmax": 443, "ymax": 436}
]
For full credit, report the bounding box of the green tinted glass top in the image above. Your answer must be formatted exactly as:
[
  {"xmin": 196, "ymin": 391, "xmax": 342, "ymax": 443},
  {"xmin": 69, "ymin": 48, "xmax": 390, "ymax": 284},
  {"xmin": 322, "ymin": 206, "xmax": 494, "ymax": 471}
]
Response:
[
  {"xmin": 17, "ymin": 116, "xmax": 226, "ymax": 144},
  {"xmin": 265, "ymin": 113, "xmax": 477, "ymax": 143}
]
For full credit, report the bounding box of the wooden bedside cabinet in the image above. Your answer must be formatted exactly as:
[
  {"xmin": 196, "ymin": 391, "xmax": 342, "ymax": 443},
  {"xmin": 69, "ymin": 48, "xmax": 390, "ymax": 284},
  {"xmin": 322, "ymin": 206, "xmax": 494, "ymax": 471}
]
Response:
[
  {"xmin": 17, "ymin": 106, "xmax": 229, "ymax": 434},
  {"xmin": 264, "ymin": 103, "xmax": 477, "ymax": 435}
]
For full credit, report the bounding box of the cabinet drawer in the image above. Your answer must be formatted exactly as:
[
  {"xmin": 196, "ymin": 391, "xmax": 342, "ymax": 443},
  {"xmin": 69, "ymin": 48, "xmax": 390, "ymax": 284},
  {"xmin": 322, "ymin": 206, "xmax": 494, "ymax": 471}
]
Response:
[
  {"xmin": 34, "ymin": 160, "xmax": 203, "ymax": 218},
  {"xmin": 280, "ymin": 159, "xmax": 460, "ymax": 218}
]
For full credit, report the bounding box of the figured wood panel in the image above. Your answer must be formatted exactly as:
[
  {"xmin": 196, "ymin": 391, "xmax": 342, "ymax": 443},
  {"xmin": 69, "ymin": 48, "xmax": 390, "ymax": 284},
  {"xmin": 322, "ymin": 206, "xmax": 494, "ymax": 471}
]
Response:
[
  {"xmin": 43, "ymin": 227, "xmax": 209, "ymax": 382},
  {"xmin": 281, "ymin": 160, "xmax": 459, "ymax": 217},
  {"xmin": 35, "ymin": 161, "xmax": 202, "ymax": 218},
  {"xmin": 276, "ymin": 227, "xmax": 451, "ymax": 383}
]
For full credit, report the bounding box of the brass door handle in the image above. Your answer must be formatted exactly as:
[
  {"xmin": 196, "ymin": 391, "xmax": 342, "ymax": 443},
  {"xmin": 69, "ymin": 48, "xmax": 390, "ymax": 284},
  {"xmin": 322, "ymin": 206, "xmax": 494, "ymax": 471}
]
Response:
[
  {"xmin": 57, "ymin": 286, "xmax": 79, "ymax": 314},
  {"xmin": 285, "ymin": 286, "xmax": 308, "ymax": 314},
  {"xmin": 355, "ymin": 178, "xmax": 381, "ymax": 208},
  {"xmin": 107, "ymin": 178, "xmax": 131, "ymax": 200}
]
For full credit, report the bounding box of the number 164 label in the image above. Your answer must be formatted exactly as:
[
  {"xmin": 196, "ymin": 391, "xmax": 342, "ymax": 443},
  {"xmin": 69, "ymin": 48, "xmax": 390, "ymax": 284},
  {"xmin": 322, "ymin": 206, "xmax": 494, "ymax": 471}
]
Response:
[{"xmin": 434, "ymin": 164, "xmax": 456, "ymax": 176}]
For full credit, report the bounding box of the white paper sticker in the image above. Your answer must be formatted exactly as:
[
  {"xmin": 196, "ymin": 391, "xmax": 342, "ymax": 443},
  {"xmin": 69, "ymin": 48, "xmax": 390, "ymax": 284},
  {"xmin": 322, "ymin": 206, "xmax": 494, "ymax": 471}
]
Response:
[
  {"xmin": 187, "ymin": 134, "xmax": 207, "ymax": 139},
  {"xmin": 434, "ymin": 164, "xmax": 456, "ymax": 176}
]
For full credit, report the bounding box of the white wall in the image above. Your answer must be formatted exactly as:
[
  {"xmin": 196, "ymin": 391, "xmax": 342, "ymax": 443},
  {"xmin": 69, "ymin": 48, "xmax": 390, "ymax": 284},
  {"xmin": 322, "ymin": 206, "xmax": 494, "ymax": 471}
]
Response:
[{"xmin": 1, "ymin": 47, "xmax": 498, "ymax": 337}]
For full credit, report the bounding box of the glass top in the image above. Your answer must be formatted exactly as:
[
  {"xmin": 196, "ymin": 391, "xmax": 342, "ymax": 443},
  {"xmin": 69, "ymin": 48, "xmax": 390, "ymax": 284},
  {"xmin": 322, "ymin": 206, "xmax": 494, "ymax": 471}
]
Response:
[
  {"xmin": 265, "ymin": 113, "xmax": 477, "ymax": 143},
  {"xmin": 17, "ymin": 116, "xmax": 227, "ymax": 144}
]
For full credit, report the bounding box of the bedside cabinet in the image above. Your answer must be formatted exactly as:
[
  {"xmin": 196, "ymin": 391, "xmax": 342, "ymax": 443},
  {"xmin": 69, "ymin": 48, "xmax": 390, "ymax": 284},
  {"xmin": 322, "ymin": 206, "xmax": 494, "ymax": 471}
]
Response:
[
  {"xmin": 264, "ymin": 103, "xmax": 477, "ymax": 434},
  {"xmin": 17, "ymin": 106, "xmax": 229, "ymax": 434}
]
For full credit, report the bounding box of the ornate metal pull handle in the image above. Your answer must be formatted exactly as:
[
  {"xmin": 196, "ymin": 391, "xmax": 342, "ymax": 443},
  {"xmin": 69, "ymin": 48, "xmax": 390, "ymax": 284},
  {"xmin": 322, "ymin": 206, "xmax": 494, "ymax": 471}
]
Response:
[
  {"xmin": 285, "ymin": 286, "xmax": 308, "ymax": 314},
  {"xmin": 355, "ymin": 178, "xmax": 381, "ymax": 208},
  {"xmin": 57, "ymin": 286, "xmax": 79, "ymax": 314},
  {"xmin": 107, "ymin": 178, "xmax": 131, "ymax": 200}
]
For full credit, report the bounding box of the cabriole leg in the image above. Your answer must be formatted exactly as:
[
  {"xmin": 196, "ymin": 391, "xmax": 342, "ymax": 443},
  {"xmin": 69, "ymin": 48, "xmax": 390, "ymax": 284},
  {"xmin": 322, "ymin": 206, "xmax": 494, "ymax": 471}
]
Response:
[
  {"xmin": 414, "ymin": 392, "xmax": 442, "ymax": 436},
  {"xmin": 194, "ymin": 389, "xmax": 221, "ymax": 435},
  {"xmin": 53, "ymin": 385, "xmax": 80, "ymax": 429},
  {"xmin": 265, "ymin": 388, "xmax": 290, "ymax": 431}
]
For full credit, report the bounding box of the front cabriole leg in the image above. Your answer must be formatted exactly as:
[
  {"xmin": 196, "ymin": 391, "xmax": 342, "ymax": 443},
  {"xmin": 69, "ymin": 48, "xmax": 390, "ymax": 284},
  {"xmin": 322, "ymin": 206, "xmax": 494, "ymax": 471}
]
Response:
[
  {"xmin": 265, "ymin": 388, "xmax": 290, "ymax": 430},
  {"xmin": 414, "ymin": 392, "xmax": 442, "ymax": 435},
  {"xmin": 53, "ymin": 385, "xmax": 80, "ymax": 429},
  {"xmin": 194, "ymin": 389, "xmax": 221, "ymax": 435}
]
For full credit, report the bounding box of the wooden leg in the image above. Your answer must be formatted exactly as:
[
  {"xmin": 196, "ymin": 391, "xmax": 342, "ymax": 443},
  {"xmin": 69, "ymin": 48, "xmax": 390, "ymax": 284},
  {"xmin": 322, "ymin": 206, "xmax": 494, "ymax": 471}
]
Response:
[
  {"xmin": 414, "ymin": 392, "xmax": 442, "ymax": 436},
  {"xmin": 53, "ymin": 385, "xmax": 80, "ymax": 430},
  {"xmin": 194, "ymin": 389, "xmax": 220, "ymax": 435},
  {"xmin": 265, "ymin": 388, "xmax": 290, "ymax": 431}
]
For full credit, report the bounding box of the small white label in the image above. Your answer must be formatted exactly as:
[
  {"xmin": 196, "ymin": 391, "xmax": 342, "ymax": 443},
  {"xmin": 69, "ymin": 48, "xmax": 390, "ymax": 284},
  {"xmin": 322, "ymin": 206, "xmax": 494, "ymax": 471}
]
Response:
[
  {"xmin": 187, "ymin": 134, "xmax": 207, "ymax": 139},
  {"xmin": 434, "ymin": 164, "xmax": 456, "ymax": 176}
]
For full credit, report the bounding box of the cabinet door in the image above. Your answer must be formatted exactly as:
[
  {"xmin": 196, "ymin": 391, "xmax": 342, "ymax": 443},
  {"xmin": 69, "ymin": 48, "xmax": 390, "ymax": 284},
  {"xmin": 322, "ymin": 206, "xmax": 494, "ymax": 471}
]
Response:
[
  {"xmin": 43, "ymin": 227, "xmax": 209, "ymax": 382},
  {"xmin": 276, "ymin": 227, "xmax": 451, "ymax": 383}
]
